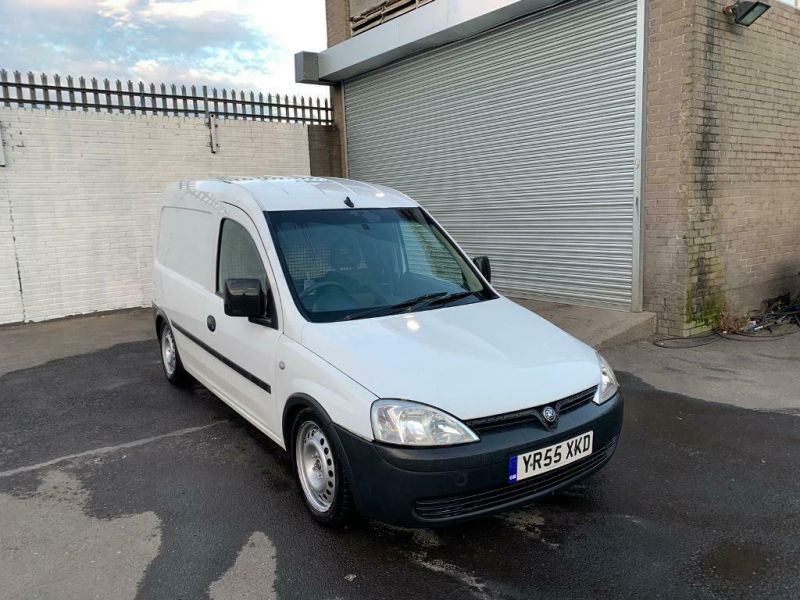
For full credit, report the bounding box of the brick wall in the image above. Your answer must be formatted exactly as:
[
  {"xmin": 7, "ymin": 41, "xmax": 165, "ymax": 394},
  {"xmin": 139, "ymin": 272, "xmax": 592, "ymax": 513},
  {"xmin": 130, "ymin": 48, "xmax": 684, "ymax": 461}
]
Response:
[
  {"xmin": 643, "ymin": 0, "xmax": 696, "ymax": 335},
  {"xmin": 0, "ymin": 109, "xmax": 337, "ymax": 324},
  {"xmin": 326, "ymin": 0, "xmax": 352, "ymax": 175},
  {"xmin": 308, "ymin": 125, "xmax": 343, "ymax": 177},
  {"xmin": 326, "ymin": 0, "xmax": 351, "ymax": 46},
  {"xmin": 645, "ymin": 0, "xmax": 800, "ymax": 334},
  {"xmin": 691, "ymin": 0, "xmax": 800, "ymax": 325}
]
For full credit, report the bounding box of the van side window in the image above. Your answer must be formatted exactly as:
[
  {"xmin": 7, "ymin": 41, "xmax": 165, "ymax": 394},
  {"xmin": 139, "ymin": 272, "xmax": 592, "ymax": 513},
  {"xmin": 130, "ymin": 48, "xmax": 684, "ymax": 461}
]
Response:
[
  {"xmin": 157, "ymin": 207, "xmax": 215, "ymax": 287},
  {"xmin": 217, "ymin": 219, "xmax": 268, "ymax": 295}
]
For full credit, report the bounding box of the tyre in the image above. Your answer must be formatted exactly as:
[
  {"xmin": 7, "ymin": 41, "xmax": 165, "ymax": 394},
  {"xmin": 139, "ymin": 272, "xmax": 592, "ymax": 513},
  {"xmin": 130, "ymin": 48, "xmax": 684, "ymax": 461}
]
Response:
[
  {"xmin": 292, "ymin": 409, "xmax": 355, "ymax": 527},
  {"xmin": 159, "ymin": 320, "xmax": 189, "ymax": 385}
]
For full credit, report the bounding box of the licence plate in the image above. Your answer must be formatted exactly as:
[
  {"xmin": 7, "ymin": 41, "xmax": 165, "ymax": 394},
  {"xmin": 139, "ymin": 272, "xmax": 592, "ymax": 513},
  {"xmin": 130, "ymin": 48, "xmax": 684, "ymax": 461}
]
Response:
[{"xmin": 508, "ymin": 431, "xmax": 593, "ymax": 483}]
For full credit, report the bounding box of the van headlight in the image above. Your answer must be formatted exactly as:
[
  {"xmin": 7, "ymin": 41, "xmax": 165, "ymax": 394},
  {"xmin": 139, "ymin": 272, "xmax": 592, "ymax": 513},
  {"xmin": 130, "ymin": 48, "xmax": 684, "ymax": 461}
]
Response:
[
  {"xmin": 371, "ymin": 400, "xmax": 479, "ymax": 446},
  {"xmin": 594, "ymin": 353, "xmax": 619, "ymax": 404}
]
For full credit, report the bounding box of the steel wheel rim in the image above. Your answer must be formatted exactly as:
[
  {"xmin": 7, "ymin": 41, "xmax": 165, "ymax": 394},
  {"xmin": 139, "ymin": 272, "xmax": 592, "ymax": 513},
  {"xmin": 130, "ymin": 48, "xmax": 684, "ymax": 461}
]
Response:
[
  {"xmin": 295, "ymin": 420, "xmax": 336, "ymax": 513},
  {"xmin": 162, "ymin": 328, "xmax": 177, "ymax": 376}
]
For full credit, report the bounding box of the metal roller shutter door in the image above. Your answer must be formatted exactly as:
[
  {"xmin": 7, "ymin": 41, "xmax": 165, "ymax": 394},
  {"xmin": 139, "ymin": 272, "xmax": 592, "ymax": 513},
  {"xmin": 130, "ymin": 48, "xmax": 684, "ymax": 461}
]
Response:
[{"xmin": 344, "ymin": 0, "xmax": 640, "ymax": 309}]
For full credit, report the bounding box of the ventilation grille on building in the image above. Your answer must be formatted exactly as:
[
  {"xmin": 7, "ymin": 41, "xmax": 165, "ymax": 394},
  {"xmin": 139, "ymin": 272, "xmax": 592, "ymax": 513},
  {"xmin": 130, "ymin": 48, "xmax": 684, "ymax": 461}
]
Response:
[{"xmin": 351, "ymin": 0, "xmax": 436, "ymax": 35}]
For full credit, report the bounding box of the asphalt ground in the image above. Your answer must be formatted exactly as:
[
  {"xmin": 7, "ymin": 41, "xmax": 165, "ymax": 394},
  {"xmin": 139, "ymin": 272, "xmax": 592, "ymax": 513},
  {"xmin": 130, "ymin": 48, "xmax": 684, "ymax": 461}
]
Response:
[{"xmin": 1, "ymin": 334, "xmax": 799, "ymax": 599}]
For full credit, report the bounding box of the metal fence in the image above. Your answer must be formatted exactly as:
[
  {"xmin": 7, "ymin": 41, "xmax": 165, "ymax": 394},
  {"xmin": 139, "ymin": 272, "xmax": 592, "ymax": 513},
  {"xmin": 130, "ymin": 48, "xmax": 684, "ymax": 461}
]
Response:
[{"xmin": 0, "ymin": 70, "xmax": 332, "ymax": 125}]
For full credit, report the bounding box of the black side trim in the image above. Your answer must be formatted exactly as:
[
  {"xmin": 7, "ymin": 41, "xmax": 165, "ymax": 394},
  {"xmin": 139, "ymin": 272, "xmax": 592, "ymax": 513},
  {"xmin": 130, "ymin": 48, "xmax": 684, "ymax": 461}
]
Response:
[{"xmin": 171, "ymin": 321, "xmax": 271, "ymax": 393}]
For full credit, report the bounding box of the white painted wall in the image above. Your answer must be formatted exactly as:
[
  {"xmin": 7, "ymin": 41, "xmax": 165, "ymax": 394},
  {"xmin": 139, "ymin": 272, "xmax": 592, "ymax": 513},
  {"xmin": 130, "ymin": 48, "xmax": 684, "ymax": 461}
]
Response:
[
  {"xmin": 0, "ymin": 187, "xmax": 24, "ymax": 325},
  {"xmin": 0, "ymin": 109, "xmax": 313, "ymax": 324}
]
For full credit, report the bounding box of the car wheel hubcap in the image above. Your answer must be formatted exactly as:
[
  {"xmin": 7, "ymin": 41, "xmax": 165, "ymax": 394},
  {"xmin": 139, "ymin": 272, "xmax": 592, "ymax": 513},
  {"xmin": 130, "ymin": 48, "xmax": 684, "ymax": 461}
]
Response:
[
  {"xmin": 296, "ymin": 421, "xmax": 335, "ymax": 513},
  {"xmin": 162, "ymin": 328, "xmax": 176, "ymax": 376}
]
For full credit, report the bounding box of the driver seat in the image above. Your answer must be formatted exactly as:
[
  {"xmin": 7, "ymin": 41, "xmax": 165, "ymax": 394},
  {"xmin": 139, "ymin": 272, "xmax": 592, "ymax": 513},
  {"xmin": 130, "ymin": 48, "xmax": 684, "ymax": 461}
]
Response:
[{"xmin": 311, "ymin": 231, "xmax": 383, "ymax": 312}]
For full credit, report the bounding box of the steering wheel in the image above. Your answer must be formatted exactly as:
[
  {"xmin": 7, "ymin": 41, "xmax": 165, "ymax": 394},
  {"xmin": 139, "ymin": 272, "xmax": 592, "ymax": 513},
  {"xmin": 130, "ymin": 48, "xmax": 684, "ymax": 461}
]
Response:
[
  {"xmin": 299, "ymin": 279, "xmax": 354, "ymax": 300},
  {"xmin": 327, "ymin": 271, "xmax": 389, "ymax": 305}
]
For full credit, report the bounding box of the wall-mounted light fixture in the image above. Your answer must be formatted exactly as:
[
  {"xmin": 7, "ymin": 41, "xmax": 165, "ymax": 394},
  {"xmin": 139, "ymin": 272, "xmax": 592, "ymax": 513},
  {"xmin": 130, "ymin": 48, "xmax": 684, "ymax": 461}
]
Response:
[{"xmin": 723, "ymin": 1, "xmax": 771, "ymax": 27}]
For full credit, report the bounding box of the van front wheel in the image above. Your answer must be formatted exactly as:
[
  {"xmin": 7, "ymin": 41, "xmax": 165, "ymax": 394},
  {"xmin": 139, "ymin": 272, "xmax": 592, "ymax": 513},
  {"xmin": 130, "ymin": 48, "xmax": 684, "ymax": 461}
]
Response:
[
  {"xmin": 293, "ymin": 410, "xmax": 354, "ymax": 527},
  {"xmin": 159, "ymin": 321, "xmax": 188, "ymax": 385}
]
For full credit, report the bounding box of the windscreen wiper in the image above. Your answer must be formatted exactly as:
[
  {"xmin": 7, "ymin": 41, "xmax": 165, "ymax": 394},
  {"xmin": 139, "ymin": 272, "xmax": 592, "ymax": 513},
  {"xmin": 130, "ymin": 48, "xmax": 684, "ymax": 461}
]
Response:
[
  {"xmin": 342, "ymin": 292, "xmax": 449, "ymax": 321},
  {"xmin": 423, "ymin": 290, "xmax": 480, "ymax": 309}
]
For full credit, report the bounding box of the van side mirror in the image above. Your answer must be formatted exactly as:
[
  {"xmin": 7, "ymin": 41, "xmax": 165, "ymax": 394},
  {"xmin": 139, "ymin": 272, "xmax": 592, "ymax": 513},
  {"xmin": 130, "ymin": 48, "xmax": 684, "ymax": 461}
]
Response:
[
  {"xmin": 473, "ymin": 256, "xmax": 491, "ymax": 282},
  {"xmin": 224, "ymin": 278, "xmax": 265, "ymax": 318}
]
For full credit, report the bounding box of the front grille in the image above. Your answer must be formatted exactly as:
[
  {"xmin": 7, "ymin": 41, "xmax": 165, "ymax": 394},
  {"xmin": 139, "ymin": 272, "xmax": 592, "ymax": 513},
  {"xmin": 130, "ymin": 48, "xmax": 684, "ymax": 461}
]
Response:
[
  {"xmin": 414, "ymin": 436, "xmax": 617, "ymax": 521},
  {"xmin": 465, "ymin": 386, "xmax": 597, "ymax": 433}
]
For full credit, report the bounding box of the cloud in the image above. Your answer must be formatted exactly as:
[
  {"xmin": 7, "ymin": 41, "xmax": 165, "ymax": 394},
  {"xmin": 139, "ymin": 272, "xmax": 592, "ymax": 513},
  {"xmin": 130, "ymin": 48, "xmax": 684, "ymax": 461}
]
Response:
[
  {"xmin": 0, "ymin": 0, "xmax": 329, "ymax": 100},
  {"xmin": 96, "ymin": 0, "xmax": 138, "ymax": 27}
]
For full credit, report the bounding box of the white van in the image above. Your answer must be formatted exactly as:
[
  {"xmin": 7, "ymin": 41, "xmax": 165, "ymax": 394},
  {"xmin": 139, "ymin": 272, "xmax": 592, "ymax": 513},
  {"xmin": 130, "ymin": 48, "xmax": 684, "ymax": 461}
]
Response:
[{"xmin": 153, "ymin": 177, "xmax": 622, "ymax": 527}]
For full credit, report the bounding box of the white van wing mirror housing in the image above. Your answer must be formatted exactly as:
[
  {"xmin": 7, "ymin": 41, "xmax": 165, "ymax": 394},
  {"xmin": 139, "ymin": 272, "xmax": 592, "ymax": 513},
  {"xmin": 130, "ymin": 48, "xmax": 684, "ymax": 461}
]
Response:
[
  {"xmin": 223, "ymin": 278, "xmax": 277, "ymax": 328},
  {"xmin": 472, "ymin": 256, "xmax": 491, "ymax": 282},
  {"xmin": 224, "ymin": 278, "xmax": 264, "ymax": 317}
]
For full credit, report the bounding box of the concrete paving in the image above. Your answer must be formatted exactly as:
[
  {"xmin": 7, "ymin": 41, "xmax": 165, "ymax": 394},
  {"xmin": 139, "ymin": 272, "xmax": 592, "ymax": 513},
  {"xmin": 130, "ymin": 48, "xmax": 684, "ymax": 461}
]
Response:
[
  {"xmin": 0, "ymin": 308, "xmax": 153, "ymax": 377},
  {"xmin": 510, "ymin": 297, "xmax": 656, "ymax": 350},
  {"xmin": 606, "ymin": 330, "xmax": 800, "ymax": 413},
  {"xmin": 1, "ymin": 307, "xmax": 798, "ymax": 599}
]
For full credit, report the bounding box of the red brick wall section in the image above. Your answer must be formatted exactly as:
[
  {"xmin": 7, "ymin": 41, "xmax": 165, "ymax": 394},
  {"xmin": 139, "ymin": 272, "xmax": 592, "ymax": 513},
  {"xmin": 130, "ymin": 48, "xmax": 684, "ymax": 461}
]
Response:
[{"xmin": 645, "ymin": 0, "xmax": 800, "ymax": 335}]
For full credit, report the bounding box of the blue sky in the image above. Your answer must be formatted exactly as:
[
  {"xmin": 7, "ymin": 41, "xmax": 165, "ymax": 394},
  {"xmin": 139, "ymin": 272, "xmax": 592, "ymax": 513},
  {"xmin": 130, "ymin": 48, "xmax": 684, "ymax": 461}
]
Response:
[{"xmin": 0, "ymin": 0, "xmax": 328, "ymax": 99}]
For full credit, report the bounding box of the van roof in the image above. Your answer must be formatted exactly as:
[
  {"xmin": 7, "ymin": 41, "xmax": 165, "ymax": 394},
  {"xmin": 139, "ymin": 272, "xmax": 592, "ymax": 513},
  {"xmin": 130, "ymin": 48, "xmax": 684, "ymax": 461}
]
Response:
[{"xmin": 184, "ymin": 176, "xmax": 419, "ymax": 212}]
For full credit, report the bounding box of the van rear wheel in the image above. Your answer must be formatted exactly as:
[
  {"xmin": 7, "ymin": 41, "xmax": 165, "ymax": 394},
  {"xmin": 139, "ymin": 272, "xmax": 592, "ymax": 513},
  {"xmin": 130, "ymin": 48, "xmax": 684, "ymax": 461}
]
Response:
[
  {"xmin": 160, "ymin": 321, "xmax": 188, "ymax": 385},
  {"xmin": 293, "ymin": 409, "xmax": 355, "ymax": 527}
]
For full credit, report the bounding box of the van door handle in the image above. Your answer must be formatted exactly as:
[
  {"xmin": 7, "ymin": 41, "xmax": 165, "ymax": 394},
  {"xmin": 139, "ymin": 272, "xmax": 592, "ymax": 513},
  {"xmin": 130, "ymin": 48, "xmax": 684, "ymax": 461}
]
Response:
[{"xmin": 207, "ymin": 315, "xmax": 216, "ymax": 332}]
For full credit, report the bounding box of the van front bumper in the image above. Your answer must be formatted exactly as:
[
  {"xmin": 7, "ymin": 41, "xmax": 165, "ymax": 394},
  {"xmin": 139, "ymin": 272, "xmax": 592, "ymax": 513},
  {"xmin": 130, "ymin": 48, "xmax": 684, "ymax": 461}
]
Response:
[{"xmin": 335, "ymin": 392, "xmax": 623, "ymax": 527}]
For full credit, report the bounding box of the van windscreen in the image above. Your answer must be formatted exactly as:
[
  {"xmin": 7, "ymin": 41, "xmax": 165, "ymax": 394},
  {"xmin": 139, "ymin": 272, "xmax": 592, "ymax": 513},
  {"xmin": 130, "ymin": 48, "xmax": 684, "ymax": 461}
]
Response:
[{"xmin": 266, "ymin": 208, "xmax": 494, "ymax": 323}]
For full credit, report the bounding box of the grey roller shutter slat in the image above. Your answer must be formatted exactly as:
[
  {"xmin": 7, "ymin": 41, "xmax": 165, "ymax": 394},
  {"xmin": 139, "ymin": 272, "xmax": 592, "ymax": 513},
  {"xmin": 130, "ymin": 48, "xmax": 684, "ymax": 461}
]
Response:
[{"xmin": 345, "ymin": 0, "xmax": 639, "ymax": 308}]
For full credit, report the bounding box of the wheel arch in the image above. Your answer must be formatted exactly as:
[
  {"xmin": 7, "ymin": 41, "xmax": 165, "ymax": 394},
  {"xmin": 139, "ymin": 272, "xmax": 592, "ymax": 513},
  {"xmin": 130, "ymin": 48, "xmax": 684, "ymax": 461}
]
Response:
[
  {"xmin": 282, "ymin": 393, "xmax": 357, "ymax": 484},
  {"xmin": 153, "ymin": 305, "xmax": 168, "ymax": 340},
  {"xmin": 282, "ymin": 393, "xmax": 335, "ymax": 451}
]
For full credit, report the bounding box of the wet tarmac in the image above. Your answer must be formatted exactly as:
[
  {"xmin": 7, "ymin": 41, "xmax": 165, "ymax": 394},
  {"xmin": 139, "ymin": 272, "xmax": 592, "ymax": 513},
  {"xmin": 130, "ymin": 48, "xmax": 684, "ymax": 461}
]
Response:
[{"xmin": 1, "ymin": 340, "xmax": 798, "ymax": 599}]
